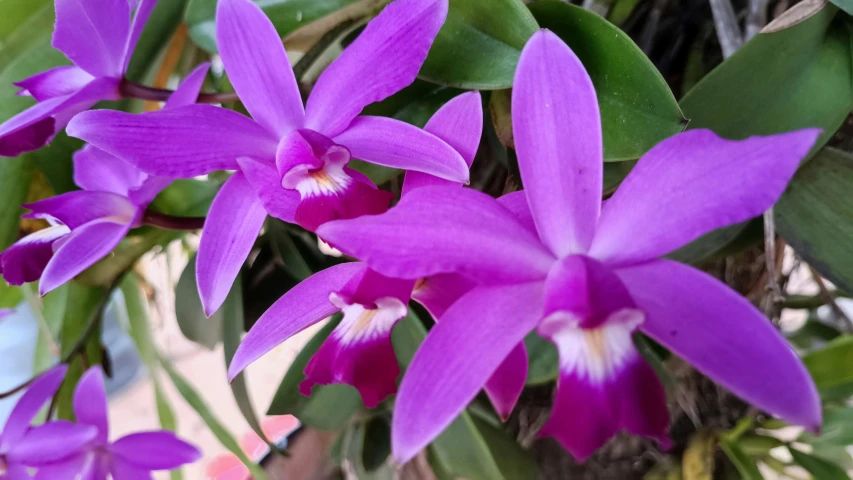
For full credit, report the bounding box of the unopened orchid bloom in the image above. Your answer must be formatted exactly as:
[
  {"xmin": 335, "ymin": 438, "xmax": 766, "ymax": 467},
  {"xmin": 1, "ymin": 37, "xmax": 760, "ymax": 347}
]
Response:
[
  {"xmin": 0, "ymin": 0, "xmax": 157, "ymax": 157},
  {"xmin": 228, "ymin": 93, "xmax": 525, "ymax": 416},
  {"xmin": 0, "ymin": 365, "xmax": 96, "ymax": 479},
  {"xmin": 0, "ymin": 65, "xmax": 209, "ymax": 295},
  {"xmin": 317, "ymin": 30, "xmax": 822, "ymax": 462},
  {"xmin": 68, "ymin": 0, "xmax": 467, "ymax": 316},
  {"xmin": 33, "ymin": 368, "xmax": 200, "ymax": 479}
]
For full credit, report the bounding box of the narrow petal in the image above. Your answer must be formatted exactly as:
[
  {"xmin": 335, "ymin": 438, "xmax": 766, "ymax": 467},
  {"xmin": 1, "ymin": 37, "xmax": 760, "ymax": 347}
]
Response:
[
  {"xmin": 14, "ymin": 66, "xmax": 95, "ymax": 102},
  {"xmin": 53, "ymin": 0, "xmax": 131, "ymax": 77},
  {"xmin": 10, "ymin": 421, "xmax": 97, "ymax": 465},
  {"xmin": 513, "ymin": 29, "xmax": 603, "ymax": 257},
  {"xmin": 216, "ymin": 0, "xmax": 303, "ymax": 136},
  {"xmin": 197, "ymin": 172, "xmax": 267, "ymax": 316},
  {"xmin": 4, "ymin": 464, "xmax": 32, "ymax": 480},
  {"xmin": 497, "ymin": 191, "xmax": 536, "ymax": 234},
  {"xmin": 109, "ymin": 458, "xmax": 154, "ymax": 480},
  {"xmin": 163, "ymin": 62, "xmax": 211, "ymax": 109},
  {"xmin": 484, "ymin": 342, "xmax": 527, "ymax": 421},
  {"xmin": 402, "ymin": 92, "xmax": 483, "ymax": 195},
  {"xmin": 23, "ymin": 191, "xmax": 137, "ymax": 229},
  {"xmin": 0, "ymin": 225, "xmax": 69, "ymax": 286},
  {"xmin": 66, "ymin": 105, "xmax": 278, "ymax": 177},
  {"xmin": 0, "ymin": 77, "xmax": 119, "ymax": 157},
  {"xmin": 410, "ymin": 273, "xmax": 476, "ymax": 320},
  {"xmin": 392, "ymin": 281, "xmax": 545, "ymax": 463},
  {"xmin": 228, "ymin": 262, "xmax": 367, "ymax": 379},
  {"xmin": 40, "ymin": 219, "xmax": 133, "ymax": 295},
  {"xmin": 304, "ymin": 0, "xmax": 448, "ymax": 136},
  {"xmin": 236, "ymin": 157, "xmax": 299, "ymax": 223},
  {"xmin": 540, "ymin": 355, "xmax": 668, "ymax": 461},
  {"xmin": 73, "ymin": 145, "xmax": 146, "ymax": 196},
  {"xmin": 294, "ymin": 171, "xmax": 392, "ymax": 232},
  {"xmin": 334, "ymin": 117, "xmax": 468, "ymax": 183},
  {"xmin": 122, "ymin": 0, "xmax": 158, "ymax": 71},
  {"xmin": 72, "ymin": 368, "xmax": 109, "ymax": 444},
  {"xmin": 110, "ymin": 431, "xmax": 201, "ymax": 470},
  {"xmin": 301, "ymin": 297, "xmax": 407, "ymax": 407},
  {"xmin": 615, "ymin": 259, "xmax": 821, "ymax": 429},
  {"xmin": 590, "ymin": 129, "xmax": 821, "ymax": 265},
  {"xmin": 317, "ymin": 186, "xmax": 554, "ymax": 284},
  {"xmin": 0, "ymin": 365, "xmax": 68, "ymax": 449}
]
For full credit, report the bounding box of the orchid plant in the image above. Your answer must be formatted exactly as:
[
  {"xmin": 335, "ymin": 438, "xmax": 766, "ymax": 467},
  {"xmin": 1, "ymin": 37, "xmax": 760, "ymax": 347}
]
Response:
[{"xmin": 0, "ymin": 0, "xmax": 851, "ymax": 478}]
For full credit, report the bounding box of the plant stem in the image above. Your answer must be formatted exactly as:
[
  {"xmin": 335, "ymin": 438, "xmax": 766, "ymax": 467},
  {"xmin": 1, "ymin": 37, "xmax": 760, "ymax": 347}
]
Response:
[
  {"xmin": 142, "ymin": 210, "xmax": 206, "ymax": 231},
  {"xmin": 120, "ymin": 79, "xmax": 240, "ymax": 104}
]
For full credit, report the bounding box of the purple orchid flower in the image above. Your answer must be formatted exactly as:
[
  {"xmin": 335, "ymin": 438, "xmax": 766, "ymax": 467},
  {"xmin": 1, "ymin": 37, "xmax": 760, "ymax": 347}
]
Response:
[
  {"xmin": 0, "ymin": 64, "xmax": 209, "ymax": 296},
  {"xmin": 0, "ymin": 365, "xmax": 97, "ymax": 479},
  {"xmin": 227, "ymin": 93, "xmax": 525, "ymax": 416},
  {"xmin": 317, "ymin": 30, "xmax": 822, "ymax": 462},
  {"xmin": 32, "ymin": 367, "xmax": 200, "ymax": 479},
  {"xmin": 67, "ymin": 0, "xmax": 467, "ymax": 316},
  {"xmin": 0, "ymin": 0, "xmax": 157, "ymax": 157}
]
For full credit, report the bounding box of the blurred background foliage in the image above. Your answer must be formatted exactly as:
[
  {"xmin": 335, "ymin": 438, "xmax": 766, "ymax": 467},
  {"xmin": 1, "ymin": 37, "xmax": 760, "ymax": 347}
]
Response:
[{"xmin": 3, "ymin": 0, "xmax": 853, "ymax": 478}]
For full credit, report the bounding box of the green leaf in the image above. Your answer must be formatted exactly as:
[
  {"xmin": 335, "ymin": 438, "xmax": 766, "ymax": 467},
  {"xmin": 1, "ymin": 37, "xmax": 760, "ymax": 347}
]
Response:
[
  {"xmin": 175, "ymin": 255, "xmax": 223, "ymax": 349},
  {"xmin": 186, "ymin": 0, "xmax": 363, "ymax": 53},
  {"xmin": 77, "ymin": 228, "xmax": 180, "ymax": 287},
  {"xmin": 0, "ymin": 0, "xmax": 54, "ymax": 68},
  {"xmin": 803, "ymin": 335, "xmax": 853, "ymax": 391},
  {"xmin": 150, "ymin": 178, "xmax": 225, "ymax": 217},
  {"xmin": 829, "ymin": 0, "xmax": 853, "ymax": 16},
  {"xmin": 790, "ymin": 448, "xmax": 850, "ymax": 480},
  {"xmin": 55, "ymin": 283, "xmax": 107, "ymax": 421},
  {"xmin": 361, "ymin": 416, "xmax": 392, "ymax": 471},
  {"xmin": 524, "ymin": 333, "xmax": 557, "ymax": 386},
  {"xmin": 680, "ymin": 4, "xmax": 850, "ymax": 153},
  {"xmin": 267, "ymin": 314, "xmax": 364, "ymax": 430},
  {"xmin": 160, "ymin": 355, "xmax": 268, "ymax": 480},
  {"xmin": 470, "ymin": 417, "xmax": 537, "ymax": 480},
  {"xmin": 126, "ymin": 0, "xmax": 192, "ymax": 82},
  {"xmin": 267, "ymin": 220, "xmax": 314, "ymax": 281},
  {"xmin": 529, "ymin": 1, "xmax": 686, "ymax": 161},
  {"xmin": 221, "ymin": 275, "xmax": 281, "ymax": 454},
  {"xmin": 0, "ymin": 157, "xmax": 32, "ymax": 251},
  {"xmin": 776, "ymin": 148, "xmax": 853, "ymax": 294},
  {"xmin": 0, "ymin": 278, "xmax": 22, "ymax": 309},
  {"xmin": 719, "ymin": 440, "xmax": 763, "ymax": 480},
  {"xmin": 419, "ymin": 0, "xmax": 537, "ymax": 90}
]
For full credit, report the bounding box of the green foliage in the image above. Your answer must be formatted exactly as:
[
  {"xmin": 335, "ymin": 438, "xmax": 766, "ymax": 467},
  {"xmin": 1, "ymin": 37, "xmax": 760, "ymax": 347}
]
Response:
[{"xmin": 175, "ymin": 255, "xmax": 223, "ymax": 349}]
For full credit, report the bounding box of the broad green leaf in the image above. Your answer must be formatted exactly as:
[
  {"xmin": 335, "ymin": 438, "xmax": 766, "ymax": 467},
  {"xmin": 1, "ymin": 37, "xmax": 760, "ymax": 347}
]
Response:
[
  {"xmin": 666, "ymin": 223, "xmax": 749, "ymax": 265},
  {"xmin": 608, "ymin": 0, "xmax": 641, "ymax": 25},
  {"xmin": 529, "ymin": 1, "xmax": 686, "ymax": 161},
  {"xmin": 0, "ymin": 157, "xmax": 32, "ymax": 251},
  {"xmin": 719, "ymin": 440, "xmax": 763, "ymax": 480},
  {"xmin": 126, "ymin": 0, "xmax": 192, "ymax": 82},
  {"xmin": 0, "ymin": 278, "xmax": 22, "ymax": 309},
  {"xmin": 802, "ymin": 335, "xmax": 853, "ymax": 390},
  {"xmin": 470, "ymin": 417, "xmax": 537, "ymax": 480},
  {"xmin": 267, "ymin": 314, "xmax": 364, "ymax": 430},
  {"xmin": 829, "ymin": 0, "xmax": 853, "ymax": 16},
  {"xmin": 160, "ymin": 355, "xmax": 268, "ymax": 480},
  {"xmin": 524, "ymin": 333, "xmax": 557, "ymax": 386},
  {"xmin": 790, "ymin": 448, "xmax": 850, "ymax": 480},
  {"xmin": 361, "ymin": 416, "xmax": 392, "ymax": 472},
  {"xmin": 267, "ymin": 220, "xmax": 314, "ymax": 281},
  {"xmin": 776, "ymin": 148, "xmax": 853, "ymax": 294},
  {"xmin": 221, "ymin": 276, "xmax": 280, "ymax": 453},
  {"xmin": 55, "ymin": 283, "xmax": 107, "ymax": 421},
  {"xmin": 150, "ymin": 178, "xmax": 225, "ymax": 217},
  {"xmin": 175, "ymin": 255, "xmax": 223, "ymax": 349},
  {"xmin": 801, "ymin": 407, "xmax": 853, "ymax": 447},
  {"xmin": 186, "ymin": 0, "xmax": 363, "ymax": 53},
  {"xmin": 77, "ymin": 228, "xmax": 180, "ymax": 287},
  {"xmin": 680, "ymin": 4, "xmax": 850, "ymax": 152},
  {"xmin": 0, "ymin": 0, "xmax": 54, "ymax": 67},
  {"xmin": 737, "ymin": 435, "xmax": 784, "ymax": 457}
]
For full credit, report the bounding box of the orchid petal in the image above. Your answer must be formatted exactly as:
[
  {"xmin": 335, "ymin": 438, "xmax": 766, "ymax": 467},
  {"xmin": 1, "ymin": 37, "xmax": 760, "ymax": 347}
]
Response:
[
  {"xmin": 4, "ymin": 464, "xmax": 32, "ymax": 480},
  {"xmin": 402, "ymin": 92, "xmax": 483, "ymax": 195},
  {"xmin": 197, "ymin": 173, "xmax": 267, "ymax": 316},
  {"xmin": 72, "ymin": 368, "xmax": 109, "ymax": 444},
  {"xmin": 236, "ymin": 156, "xmax": 299, "ymax": 223},
  {"xmin": 109, "ymin": 459, "xmax": 153, "ymax": 480},
  {"xmin": 484, "ymin": 342, "xmax": 527, "ymax": 421},
  {"xmin": 317, "ymin": 186, "xmax": 554, "ymax": 284},
  {"xmin": 590, "ymin": 129, "xmax": 821, "ymax": 265},
  {"xmin": 216, "ymin": 0, "xmax": 303, "ymax": 136},
  {"xmin": 53, "ymin": 0, "xmax": 131, "ymax": 77},
  {"xmin": 410, "ymin": 273, "xmax": 475, "ymax": 320},
  {"xmin": 0, "ymin": 365, "xmax": 67, "ymax": 449},
  {"xmin": 334, "ymin": 117, "xmax": 468, "ymax": 183},
  {"xmin": 123, "ymin": 0, "xmax": 158, "ymax": 72},
  {"xmin": 513, "ymin": 29, "xmax": 602, "ymax": 257},
  {"xmin": 67, "ymin": 105, "xmax": 278, "ymax": 177},
  {"xmin": 497, "ymin": 191, "xmax": 536, "ymax": 234},
  {"xmin": 1, "ymin": 77, "xmax": 119, "ymax": 157},
  {"xmin": 304, "ymin": 0, "xmax": 448, "ymax": 136},
  {"xmin": 616, "ymin": 259, "xmax": 821, "ymax": 429},
  {"xmin": 10, "ymin": 421, "xmax": 97, "ymax": 465},
  {"xmin": 163, "ymin": 62, "xmax": 210, "ymax": 109},
  {"xmin": 228, "ymin": 262, "xmax": 367, "ymax": 380},
  {"xmin": 23, "ymin": 191, "xmax": 137, "ymax": 229},
  {"xmin": 0, "ymin": 225, "xmax": 70, "ymax": 286},
  {"xmin": 14, "ymin": 66, "xmax": 95, "ymax": 102},
  {"xmin": 294, "ymin": 171, "xmax": 392, "ymax": 232},
  {"xmin": 392, "ymin": 281, "xmax": 545, "ymax": 463},
  {"xmin": 40, "ymin": 218, "xmax": 133, "ymax": 295},
  {"xmin": 73, "ymin": 145, "xmax": 146, "ymax": 196},
  {"xmin": 31, "ymin": 455, "xmax": 89, "ymax": 480},
  {"xmin": 110, "ymin": 431, "xmax": 201, "ymax": 469}
]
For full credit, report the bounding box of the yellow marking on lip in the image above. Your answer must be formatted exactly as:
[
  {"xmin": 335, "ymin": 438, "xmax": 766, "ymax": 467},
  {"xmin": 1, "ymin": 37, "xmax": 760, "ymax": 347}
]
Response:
[
  {"xmin": 584, "ymin": 328, "xmax": 607, "ymax": 362},
  {"xmin": 353, "ymin": 309, "xmax": 379, "ymax": 333}
]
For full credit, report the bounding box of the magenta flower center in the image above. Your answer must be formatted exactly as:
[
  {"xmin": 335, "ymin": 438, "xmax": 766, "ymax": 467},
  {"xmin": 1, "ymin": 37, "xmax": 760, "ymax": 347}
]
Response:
[{"xmin": 278, "ymin": 129, "xmax": 353, "ymax": 199}]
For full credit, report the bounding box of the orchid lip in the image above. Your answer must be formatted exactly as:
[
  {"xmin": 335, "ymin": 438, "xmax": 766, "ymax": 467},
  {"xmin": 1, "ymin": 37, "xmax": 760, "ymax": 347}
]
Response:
[
  {"xmin": 329, "ymin": 292, "xmax": 407, "ymax": 344},
  {"xmin": 278, "ymin": 130, "xmax": 354, "ymax": 199}
]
